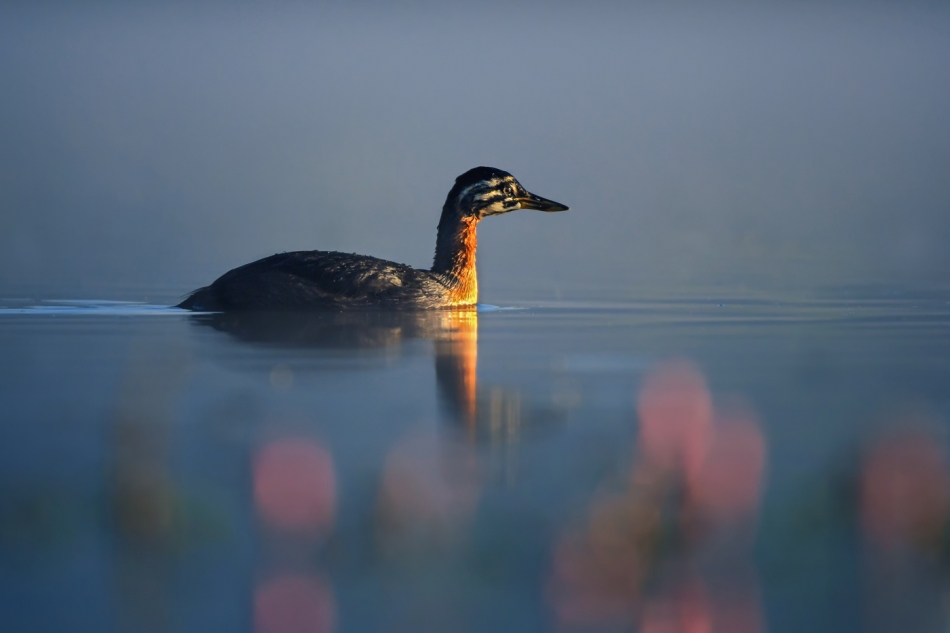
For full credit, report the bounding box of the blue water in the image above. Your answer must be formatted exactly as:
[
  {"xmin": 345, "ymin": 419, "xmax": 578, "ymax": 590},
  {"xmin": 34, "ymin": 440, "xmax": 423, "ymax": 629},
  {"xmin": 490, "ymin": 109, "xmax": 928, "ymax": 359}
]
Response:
[{"xmin": 2, "ymin": 288, "xmax": 949, "ymax": 632}]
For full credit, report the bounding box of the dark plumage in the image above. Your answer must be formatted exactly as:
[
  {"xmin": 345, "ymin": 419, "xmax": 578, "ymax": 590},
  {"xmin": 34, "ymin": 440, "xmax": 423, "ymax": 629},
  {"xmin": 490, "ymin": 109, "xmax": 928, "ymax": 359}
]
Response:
[
  {"xmin": 178, "ymin": 167, "xmax": 568, "ymax": 311},
  {"xmin": 179, "ymin": 251, "xmax": 451, "ymax": 310}
]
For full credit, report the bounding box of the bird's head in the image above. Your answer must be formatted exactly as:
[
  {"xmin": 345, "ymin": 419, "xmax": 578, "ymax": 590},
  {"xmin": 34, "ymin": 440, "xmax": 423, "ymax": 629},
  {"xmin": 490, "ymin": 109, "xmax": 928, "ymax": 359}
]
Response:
[{"xmin": 443, "ymin": 166, "xmax": 569, "ymax": 219}]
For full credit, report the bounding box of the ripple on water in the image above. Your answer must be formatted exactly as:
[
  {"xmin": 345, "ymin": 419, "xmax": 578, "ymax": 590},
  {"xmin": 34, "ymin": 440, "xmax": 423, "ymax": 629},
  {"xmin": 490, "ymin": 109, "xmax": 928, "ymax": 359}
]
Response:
[{"xmin": 0, "ymin": 299, "xmax": 194, "ymax": 316}]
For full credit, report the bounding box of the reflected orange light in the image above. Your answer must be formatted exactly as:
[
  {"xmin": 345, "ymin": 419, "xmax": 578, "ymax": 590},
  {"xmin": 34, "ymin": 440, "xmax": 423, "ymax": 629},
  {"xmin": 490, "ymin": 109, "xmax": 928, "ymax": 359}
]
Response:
[
  {"xmin": 255, "ymin": 574, "xmax": 335, "ymax": 633},
  {"xmin": 861, "ymin": 432, "xmax": 950, "ymax": 551},
  {"xmin": 253, "ymin": 438, "xmax": 336, "ymax": 535},
  {"xmin": 637, "ymin": 359, "xmax": 713, "ymax": 476},
  {"xmin": 438, "ymin": 310, "xmax": 479, "ymax": 429}
]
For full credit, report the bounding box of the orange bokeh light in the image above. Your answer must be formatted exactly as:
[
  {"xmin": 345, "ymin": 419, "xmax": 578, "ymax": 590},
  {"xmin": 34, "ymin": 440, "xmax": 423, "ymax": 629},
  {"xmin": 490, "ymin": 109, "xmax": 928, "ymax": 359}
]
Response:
[
  {"xmin": 550, "ymin": 357, "xmax": 769, "ymax": 630},
  {"xmin": 376, "ymin": 433, "xmax": 481, "ymax": 550},
  {"xmin": 686, "ymin": 406, "xmax": 767, "ymax": 523},
  {"xmin": 637, "ymin": 359, "xmax": 713, "ymax": 476},
  {"xmin": 861, "ymin": 432, "xmax": 950, "ymax": 551},
  {"xmin": 641, "ymin": 576, "xmax": 764, "ymax": 633},
  {"xmin": 640, "ymin": 580, "xmax": 713, "ymax": 633},
  {"xmin": 253, "ymin": 438, "xmax": 336, "ymax": 535},
  {"xmin": 254, "ymin": 574, "xmax": 335, "ymax": 633}
]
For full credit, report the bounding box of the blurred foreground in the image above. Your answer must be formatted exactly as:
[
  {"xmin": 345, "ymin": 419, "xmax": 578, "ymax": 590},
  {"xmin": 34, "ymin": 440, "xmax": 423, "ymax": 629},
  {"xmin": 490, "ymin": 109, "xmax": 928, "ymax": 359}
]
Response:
[{"xmin": 1, "ymin": 290, "xmax": 950, "ymax": 632}]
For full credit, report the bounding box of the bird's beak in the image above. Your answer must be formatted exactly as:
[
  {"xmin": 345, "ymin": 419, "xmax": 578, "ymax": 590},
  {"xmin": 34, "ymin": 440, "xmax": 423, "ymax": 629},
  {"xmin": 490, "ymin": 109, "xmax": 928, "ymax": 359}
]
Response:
[{"xmin": 516, "ymin": 192, "xmax": 570, "ymax": 212}]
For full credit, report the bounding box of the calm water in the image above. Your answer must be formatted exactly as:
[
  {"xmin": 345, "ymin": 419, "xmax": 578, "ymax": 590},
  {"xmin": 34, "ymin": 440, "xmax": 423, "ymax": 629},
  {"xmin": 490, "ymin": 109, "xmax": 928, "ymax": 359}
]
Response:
[
  {"xmin": 3, "ymin": 2, "xmax": 949, "ymax": 630},
  {"xmin": 2, "ymin": 287, "xmax": 949, "ymax": 632}
]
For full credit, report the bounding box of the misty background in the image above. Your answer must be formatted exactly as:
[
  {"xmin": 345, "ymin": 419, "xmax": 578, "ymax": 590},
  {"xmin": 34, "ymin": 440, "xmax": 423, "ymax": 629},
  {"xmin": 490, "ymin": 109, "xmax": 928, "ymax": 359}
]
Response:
[{"xmin": 1, "ymin": 2, "xmax": 948, "ymax": 303}]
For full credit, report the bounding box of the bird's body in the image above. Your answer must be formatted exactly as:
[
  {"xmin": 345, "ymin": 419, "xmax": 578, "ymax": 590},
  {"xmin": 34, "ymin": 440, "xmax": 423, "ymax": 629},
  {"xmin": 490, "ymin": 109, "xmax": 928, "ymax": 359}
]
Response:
[
  {"xmin": 178, "ymin": 167, "xmax": 567, "ymax": 311},
  {"xmin": 177, "ymin": 250, "xmax": 465, "ymax": 311}
]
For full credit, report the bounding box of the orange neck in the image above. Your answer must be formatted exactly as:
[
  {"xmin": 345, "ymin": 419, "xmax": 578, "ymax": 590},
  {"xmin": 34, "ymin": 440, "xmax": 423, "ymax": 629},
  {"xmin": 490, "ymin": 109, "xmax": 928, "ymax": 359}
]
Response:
[{"xmin": 432, "ymin": 214, "xmax": 479, "ymax": 306}]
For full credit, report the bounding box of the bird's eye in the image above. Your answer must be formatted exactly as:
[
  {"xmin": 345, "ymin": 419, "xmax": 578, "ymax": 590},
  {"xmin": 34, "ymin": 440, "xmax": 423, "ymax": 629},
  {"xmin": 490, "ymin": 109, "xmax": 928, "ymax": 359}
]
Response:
[{"xmin": 503, "ymin": 185, "xmax": 514, "ymax": 197}]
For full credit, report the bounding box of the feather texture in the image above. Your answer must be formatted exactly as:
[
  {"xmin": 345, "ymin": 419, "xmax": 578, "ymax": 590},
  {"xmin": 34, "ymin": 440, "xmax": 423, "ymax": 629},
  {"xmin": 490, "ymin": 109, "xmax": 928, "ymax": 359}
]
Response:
[
  {"xmin": 178, "ymin": 167, "xmax": 566, "ymax": 311},
  {"xmin": 179, "ymin": 250, "xmax": 453, "ymax": 310}
]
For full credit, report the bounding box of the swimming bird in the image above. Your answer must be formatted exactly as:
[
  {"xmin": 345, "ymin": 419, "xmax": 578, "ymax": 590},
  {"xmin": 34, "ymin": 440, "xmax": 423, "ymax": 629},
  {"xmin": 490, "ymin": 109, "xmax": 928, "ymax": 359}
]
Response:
[{"xmin": 178, "ymin": 167, "xmax": 568, "ymax": 311}]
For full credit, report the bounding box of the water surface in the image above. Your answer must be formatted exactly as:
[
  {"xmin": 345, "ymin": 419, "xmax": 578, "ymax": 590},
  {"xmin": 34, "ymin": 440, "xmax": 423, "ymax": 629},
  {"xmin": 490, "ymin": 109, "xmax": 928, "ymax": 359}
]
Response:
[{"xmin": 2, "ymin": 288, "xmax": 949, "ymax": 632}]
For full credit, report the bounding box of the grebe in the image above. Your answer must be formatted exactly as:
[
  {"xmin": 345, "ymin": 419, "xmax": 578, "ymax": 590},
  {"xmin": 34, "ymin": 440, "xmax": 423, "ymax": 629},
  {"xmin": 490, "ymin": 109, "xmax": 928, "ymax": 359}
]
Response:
[{"xmin": 178, "ymin": 167, "xmax": 568, "ymax": 311}]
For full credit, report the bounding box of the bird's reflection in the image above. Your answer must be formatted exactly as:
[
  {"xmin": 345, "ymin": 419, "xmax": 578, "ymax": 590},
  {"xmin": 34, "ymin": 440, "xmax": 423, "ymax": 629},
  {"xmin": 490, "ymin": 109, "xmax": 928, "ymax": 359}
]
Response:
[
  {"xmin": 192, "ymin": 310, "xmax": 436, "ymax": 349},
  {"xmin": 432, "ymin": 310, "xmax": 478, "ymax": 430},
  {"xmin": 190, "ymin": 309, "xmax": 563, "ymax": 442}
]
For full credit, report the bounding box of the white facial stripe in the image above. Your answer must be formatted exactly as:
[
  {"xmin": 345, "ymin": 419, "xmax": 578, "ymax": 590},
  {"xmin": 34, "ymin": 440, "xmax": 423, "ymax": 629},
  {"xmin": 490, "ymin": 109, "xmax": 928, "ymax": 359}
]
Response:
[
  {"xmin": 456, "ymin": 183, "xmax": 480, "ymax": 203},
  {"xmin": 456, "ymin": 176, "xmax": 521, "ymax": 213}
]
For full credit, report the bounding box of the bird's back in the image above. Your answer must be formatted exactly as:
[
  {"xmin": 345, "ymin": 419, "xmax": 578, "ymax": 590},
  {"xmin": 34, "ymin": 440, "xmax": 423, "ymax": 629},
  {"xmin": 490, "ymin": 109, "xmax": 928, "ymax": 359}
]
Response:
[{"xmin": 178, "ymin": 250, "xmax": 449, "ymax": 311}]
